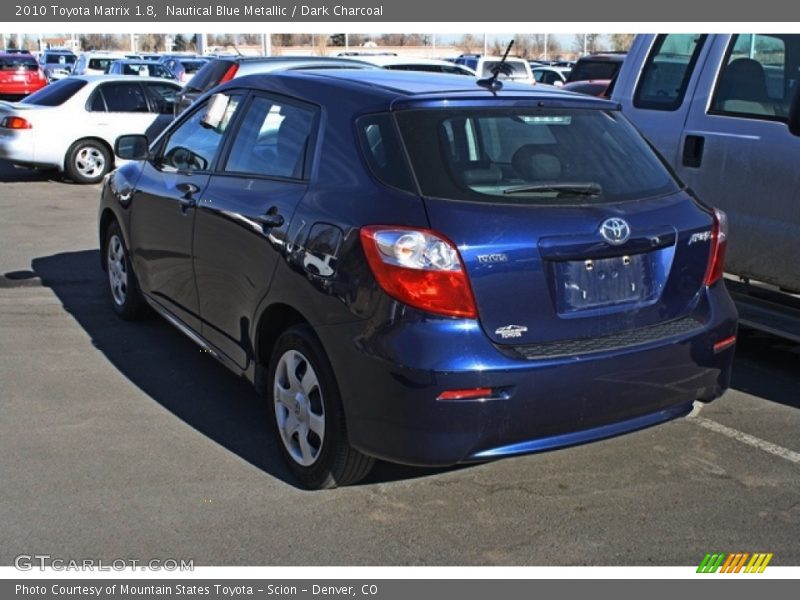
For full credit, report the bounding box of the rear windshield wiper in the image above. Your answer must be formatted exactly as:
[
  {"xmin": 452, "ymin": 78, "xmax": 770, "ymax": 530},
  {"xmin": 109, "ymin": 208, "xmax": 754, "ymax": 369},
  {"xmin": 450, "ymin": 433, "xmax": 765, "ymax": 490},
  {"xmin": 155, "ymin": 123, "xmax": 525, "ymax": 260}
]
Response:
[{"xmin": 503, "ymin": 182, "xmax": 603, "ymax": 196}]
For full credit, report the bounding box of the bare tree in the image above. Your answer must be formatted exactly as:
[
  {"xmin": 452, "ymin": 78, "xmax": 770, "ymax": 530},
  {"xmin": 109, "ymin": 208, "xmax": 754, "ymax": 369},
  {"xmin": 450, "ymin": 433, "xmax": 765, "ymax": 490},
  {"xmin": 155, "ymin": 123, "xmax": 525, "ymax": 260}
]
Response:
[
  {"xmin": 513, "ymin": 34, "xmax": 538, "ymax": 59},
  {"xmin": 459, "ymin": 33, "xmax": 479, "ymax": 54},
  {"xmin": 573, "ymin": 33, "xmax": 602, "ymax": 55},
  {"xmin": 609, "ymin": 34, "xmax": 635, "ymax": 52},
  {"xmin": 380, "ymin": 33, "xmax": 424, "ymax": 47},
  {"xmin": 312, "ymin": 34, "xmax": 328, "ymax": 56},
  {"xmin": 348, "ymin": 34, "xmax": 367, "ymax": 46},
  {"xmin": 137, "ymin": 34, "xmax": 165, "ymax": 52}
]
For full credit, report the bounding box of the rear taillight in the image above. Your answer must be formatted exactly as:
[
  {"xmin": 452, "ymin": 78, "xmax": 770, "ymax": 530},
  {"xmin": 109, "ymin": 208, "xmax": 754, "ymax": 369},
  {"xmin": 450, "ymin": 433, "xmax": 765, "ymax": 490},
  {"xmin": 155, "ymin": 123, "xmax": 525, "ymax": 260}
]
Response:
[
  {"xmin": 703, "ymin": 208, "xmax": 728, "ymax": 286},
  {"xmin": 1, "ymin": 116, "xmax": 32, "ymax": 129},
  {"xmin": 219, "ymin": 64, "xmax": 239, "ymax": 84},
  {"xmin": 360, "ymin": 226, "xmax": 477, "ymax": 319}
]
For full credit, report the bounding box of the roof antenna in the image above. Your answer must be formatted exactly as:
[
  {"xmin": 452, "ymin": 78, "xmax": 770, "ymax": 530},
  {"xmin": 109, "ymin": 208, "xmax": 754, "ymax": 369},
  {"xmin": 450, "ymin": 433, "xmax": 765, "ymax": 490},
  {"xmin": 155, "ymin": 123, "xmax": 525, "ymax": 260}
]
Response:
[{"xmin": 477, "ymin": 39, "xmax": 514, "ymax": 91}]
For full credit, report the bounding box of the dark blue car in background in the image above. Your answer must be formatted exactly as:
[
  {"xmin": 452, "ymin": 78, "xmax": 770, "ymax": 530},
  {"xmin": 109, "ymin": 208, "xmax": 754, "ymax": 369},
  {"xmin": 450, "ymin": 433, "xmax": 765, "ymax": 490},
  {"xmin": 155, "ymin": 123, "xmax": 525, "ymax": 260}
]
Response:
[{"xmin": 100, "ymin": 70, "xmax": 737, "ymax": 489}]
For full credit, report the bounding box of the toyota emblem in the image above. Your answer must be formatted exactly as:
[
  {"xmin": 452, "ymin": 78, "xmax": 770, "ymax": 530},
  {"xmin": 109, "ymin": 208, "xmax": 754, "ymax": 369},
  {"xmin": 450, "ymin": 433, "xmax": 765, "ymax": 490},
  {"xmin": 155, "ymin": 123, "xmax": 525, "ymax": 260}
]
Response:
[{"xmin": 599, "ymin": 218, "xmax": 631, "ymax": 245}]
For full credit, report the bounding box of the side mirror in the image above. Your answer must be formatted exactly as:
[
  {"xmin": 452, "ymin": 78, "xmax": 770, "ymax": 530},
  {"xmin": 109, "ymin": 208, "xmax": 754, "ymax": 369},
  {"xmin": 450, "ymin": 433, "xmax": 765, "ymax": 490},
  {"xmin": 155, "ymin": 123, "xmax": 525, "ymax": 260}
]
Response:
[
  {"xmin": 115, "ymin": 134, "xmax": 150, "ymax": 160},
  {"xmin": 788, "ymin": 83, "xmax": 800, "ymax": 137}
]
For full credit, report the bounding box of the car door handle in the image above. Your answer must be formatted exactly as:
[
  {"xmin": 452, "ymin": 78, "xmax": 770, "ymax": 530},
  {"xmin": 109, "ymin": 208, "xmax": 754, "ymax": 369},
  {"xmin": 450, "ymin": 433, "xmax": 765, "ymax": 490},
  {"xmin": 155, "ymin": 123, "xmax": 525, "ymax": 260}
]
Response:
[
  {"xmin": 682, "ymin": 135, "xmax": 705, "ymax": 168},
  {"xmin": 255, "ymin": 208, "xmax": 285, "ymax": 229},
  {"xmin": 176, "ymin": 182, "xmax": 200, "ymax": 204},
  {"xmin": 175, "ymin": 182, "xmax": 200, "ymax": 212},
  {"xmin": 176, "ymin": 182, "xmax": 200, "ymax": 197}
]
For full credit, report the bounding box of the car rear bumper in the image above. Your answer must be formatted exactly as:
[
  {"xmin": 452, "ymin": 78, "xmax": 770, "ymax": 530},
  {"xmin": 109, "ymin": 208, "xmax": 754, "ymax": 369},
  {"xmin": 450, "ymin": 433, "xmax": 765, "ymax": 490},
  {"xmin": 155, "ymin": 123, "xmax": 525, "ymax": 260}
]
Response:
[
  {"xmin": 0, "ymin": 130, "xmax": 36, "ymax": 164},
  {"xmin": 0, "ymin": 82, "xmax": 45, "ymax": 98},
  {"xmin": 315, "ymin": 282, "xmax": 737, "ymax": 466}
]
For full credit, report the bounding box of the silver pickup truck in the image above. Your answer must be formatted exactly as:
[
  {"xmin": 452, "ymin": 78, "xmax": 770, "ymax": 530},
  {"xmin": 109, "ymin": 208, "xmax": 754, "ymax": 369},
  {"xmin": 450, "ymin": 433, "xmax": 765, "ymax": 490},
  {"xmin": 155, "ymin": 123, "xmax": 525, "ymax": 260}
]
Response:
[{"xmin": 611, "ymin": 33, "xmax": 800, "ymax": 340}]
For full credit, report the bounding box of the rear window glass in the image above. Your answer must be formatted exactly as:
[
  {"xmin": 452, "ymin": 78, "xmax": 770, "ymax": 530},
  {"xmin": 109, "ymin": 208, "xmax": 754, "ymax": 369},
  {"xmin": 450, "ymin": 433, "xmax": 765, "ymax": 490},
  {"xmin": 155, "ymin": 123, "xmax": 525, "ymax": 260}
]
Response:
[
  {"xmin": 480, "ymin": 60, "xmax": 529, "ymax": 78},
  {"xmin": 89, "ymin": 58, "xmax": 118, "ymax": 71},
  {"xmin": 45, "ymin": 54, "xmax": 75, "ymax": 65},
  {"xmin": 568, "ymin": 58, "xmax": 622, "ymax": 82},
  {"xmin": 181, "ymin": 60, "xmax": 207, "ymax": 74},
  {"xmin": 183, "ymin": 60, "xmax": 232, "ymax": 92},
  {"xmin": 20, "ymin": 78, "xmax": 86, "ymax": 106},
  {"xmin": 0, "ymin": 56, "xmax": 38, "ymax": 70},
  {"xmin": 395, "ymin": 108, "xmax": 679, "ymax": 205}
]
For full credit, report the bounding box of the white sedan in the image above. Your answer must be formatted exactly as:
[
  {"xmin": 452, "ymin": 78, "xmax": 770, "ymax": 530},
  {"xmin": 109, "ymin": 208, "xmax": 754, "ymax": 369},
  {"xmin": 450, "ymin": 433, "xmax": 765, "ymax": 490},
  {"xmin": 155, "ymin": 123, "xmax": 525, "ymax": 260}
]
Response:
[{"xmin": 0, "ymin": 75, "xmax": 180, "ymax": 183}]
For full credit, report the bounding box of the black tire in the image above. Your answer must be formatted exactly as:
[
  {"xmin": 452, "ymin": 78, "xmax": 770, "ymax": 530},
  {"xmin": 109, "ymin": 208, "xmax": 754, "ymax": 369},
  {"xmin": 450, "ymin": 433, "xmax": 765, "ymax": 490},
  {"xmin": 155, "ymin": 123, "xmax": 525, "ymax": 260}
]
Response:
[
  {"xmin": 268, "ymin": 325, "xmax": 374, "ymax": 489},
  {"xmin": 65, "ymin": 139, "xmax": 112, "ymax": 184},
  {"xmin": 103, "ymin": 221, "xmax": 148, "ymax": 321}
]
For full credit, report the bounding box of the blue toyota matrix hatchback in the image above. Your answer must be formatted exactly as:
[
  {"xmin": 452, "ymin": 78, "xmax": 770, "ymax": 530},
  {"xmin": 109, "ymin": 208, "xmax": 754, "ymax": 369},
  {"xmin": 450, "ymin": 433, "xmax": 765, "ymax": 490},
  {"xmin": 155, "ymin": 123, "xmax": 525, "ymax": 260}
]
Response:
[{"xmin": 100, "ymin": 70, "xmax": 737, "ymax": 488}]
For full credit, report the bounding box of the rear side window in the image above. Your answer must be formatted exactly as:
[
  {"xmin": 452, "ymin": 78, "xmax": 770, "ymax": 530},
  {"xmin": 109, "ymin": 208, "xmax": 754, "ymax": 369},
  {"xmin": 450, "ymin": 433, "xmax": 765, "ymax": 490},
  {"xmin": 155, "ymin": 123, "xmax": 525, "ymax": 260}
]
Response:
[
  {"xmin": 356, "ymin": 113, "xmax": 416, "ymax": 193},
  {"xmin": 20, "ymin": 78, "xmax": 86, "ymax": 106},
  {"xmin": 144, "ymin": 82, "xmax": 179, "ymax": 114},
  {"xmin": 634, "ymin": 34, "xmax": 707, "ymax": 111},
  {"xmin": 224, "ymin": 96, "xmax": 316, "ymax": 179},
  {"xmin": 396, "ymin": 108, "xmax": 679, "ymax": 205},
  {"xmin": 95, "ymin": 83, "xmax": 149, "ymax": 112},
  {"xmin": 710, "ymin": 34, "xmax": 795, "ymax": 121}
]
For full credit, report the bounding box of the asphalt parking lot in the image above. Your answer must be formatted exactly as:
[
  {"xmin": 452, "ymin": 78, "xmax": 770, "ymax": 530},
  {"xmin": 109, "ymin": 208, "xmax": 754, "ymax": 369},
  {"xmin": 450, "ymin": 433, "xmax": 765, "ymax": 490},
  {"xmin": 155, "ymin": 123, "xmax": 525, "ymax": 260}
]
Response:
[{"xmin": 1, "ymin": 159, "xmax": 798, "ymax": 567}]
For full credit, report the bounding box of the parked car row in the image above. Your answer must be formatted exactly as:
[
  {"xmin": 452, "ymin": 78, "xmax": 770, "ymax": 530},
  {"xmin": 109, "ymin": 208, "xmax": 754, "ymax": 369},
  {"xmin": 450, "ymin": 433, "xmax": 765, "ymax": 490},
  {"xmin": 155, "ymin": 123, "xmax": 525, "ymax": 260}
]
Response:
[
  {"xmin": 13, "ymin": 49, "xmax": 212, "ymax": 84},
  {"xmin": 0, "ymin": 44, "xmax": 636, "ymax": 187}
]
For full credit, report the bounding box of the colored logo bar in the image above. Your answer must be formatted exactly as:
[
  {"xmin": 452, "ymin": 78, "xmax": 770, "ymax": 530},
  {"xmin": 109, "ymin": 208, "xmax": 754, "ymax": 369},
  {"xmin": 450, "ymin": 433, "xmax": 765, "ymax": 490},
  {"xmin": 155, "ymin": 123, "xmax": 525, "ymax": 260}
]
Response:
[{"xmin": 697, "ymin": 552, "xmax": 773, "ymax": 573}]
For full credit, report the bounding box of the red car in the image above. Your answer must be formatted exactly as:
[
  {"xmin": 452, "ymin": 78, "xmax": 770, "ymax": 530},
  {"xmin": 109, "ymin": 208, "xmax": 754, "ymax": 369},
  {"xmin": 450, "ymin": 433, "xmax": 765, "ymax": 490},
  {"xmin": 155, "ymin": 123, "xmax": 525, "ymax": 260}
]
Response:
[{"xmin": 0, "ymin": 52, "xmax": 47, "ymax": 101}]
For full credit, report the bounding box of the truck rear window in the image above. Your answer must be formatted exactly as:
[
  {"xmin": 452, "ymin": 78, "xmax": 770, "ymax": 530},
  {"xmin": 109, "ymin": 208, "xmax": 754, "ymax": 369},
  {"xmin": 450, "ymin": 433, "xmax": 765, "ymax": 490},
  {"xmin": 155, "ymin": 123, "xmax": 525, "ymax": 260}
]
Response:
[
  {"xmin": 394, "ymin": 107, "xmax": 679, "ymax": 205},
  {"xmin": 568, "ymin": 59, "xmax": 622, "ymax": 82}
]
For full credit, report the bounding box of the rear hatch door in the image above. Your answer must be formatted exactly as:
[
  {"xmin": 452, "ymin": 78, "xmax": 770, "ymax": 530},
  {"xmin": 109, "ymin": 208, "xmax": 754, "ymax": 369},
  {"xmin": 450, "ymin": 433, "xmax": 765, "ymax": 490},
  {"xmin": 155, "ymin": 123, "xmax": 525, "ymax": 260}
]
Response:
[{"xmin": 394, "ymin": 99, "xmax": 715, "ymax": 347}]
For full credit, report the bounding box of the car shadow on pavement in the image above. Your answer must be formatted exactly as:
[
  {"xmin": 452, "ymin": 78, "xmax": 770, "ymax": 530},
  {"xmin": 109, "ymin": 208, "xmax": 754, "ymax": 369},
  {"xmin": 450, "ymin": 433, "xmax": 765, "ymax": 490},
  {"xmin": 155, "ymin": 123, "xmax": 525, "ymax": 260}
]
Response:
[
  {"xmin": 0, "ymin": 159, "xmax": 61, "ymax": 183},
  {"xmin": 31, "ymin": 249, "xmax": 459, "ymax": 489},
  {"xmin": 730, "ymin": 329, "xmax": 800, "ymax": 409}
]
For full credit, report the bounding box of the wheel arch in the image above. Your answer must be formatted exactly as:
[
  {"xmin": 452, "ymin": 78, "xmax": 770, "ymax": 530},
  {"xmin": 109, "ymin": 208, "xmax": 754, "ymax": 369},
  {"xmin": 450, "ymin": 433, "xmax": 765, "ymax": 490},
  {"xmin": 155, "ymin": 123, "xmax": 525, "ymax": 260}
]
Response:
[
  {"xmin": 253, "ymin": 303, "xmax": 311, "ymax": 395},
  {"xmin": 63, "ymin": 136, "xmax": 115, "ymax": 173},
  {"xmin": 98, "ymin": 207, "xmax": 126, "ymax": 271}
]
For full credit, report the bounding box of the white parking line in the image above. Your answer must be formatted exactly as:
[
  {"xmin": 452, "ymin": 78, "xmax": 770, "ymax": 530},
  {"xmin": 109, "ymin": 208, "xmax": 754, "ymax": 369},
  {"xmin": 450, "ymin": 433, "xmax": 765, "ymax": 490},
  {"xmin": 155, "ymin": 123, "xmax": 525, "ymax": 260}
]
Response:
[{"xmin": 687, "ymin": 414, "xmax": 800, "ymax": 465}]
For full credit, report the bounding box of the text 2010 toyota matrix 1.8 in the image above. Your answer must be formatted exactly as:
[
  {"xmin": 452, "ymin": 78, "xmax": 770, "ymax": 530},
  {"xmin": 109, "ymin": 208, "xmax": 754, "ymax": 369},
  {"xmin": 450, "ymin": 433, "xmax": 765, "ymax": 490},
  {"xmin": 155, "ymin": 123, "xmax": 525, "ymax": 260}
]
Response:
[{"xmin": 100, "ymin": 69, "xmax": 737, "ymax": 489}]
